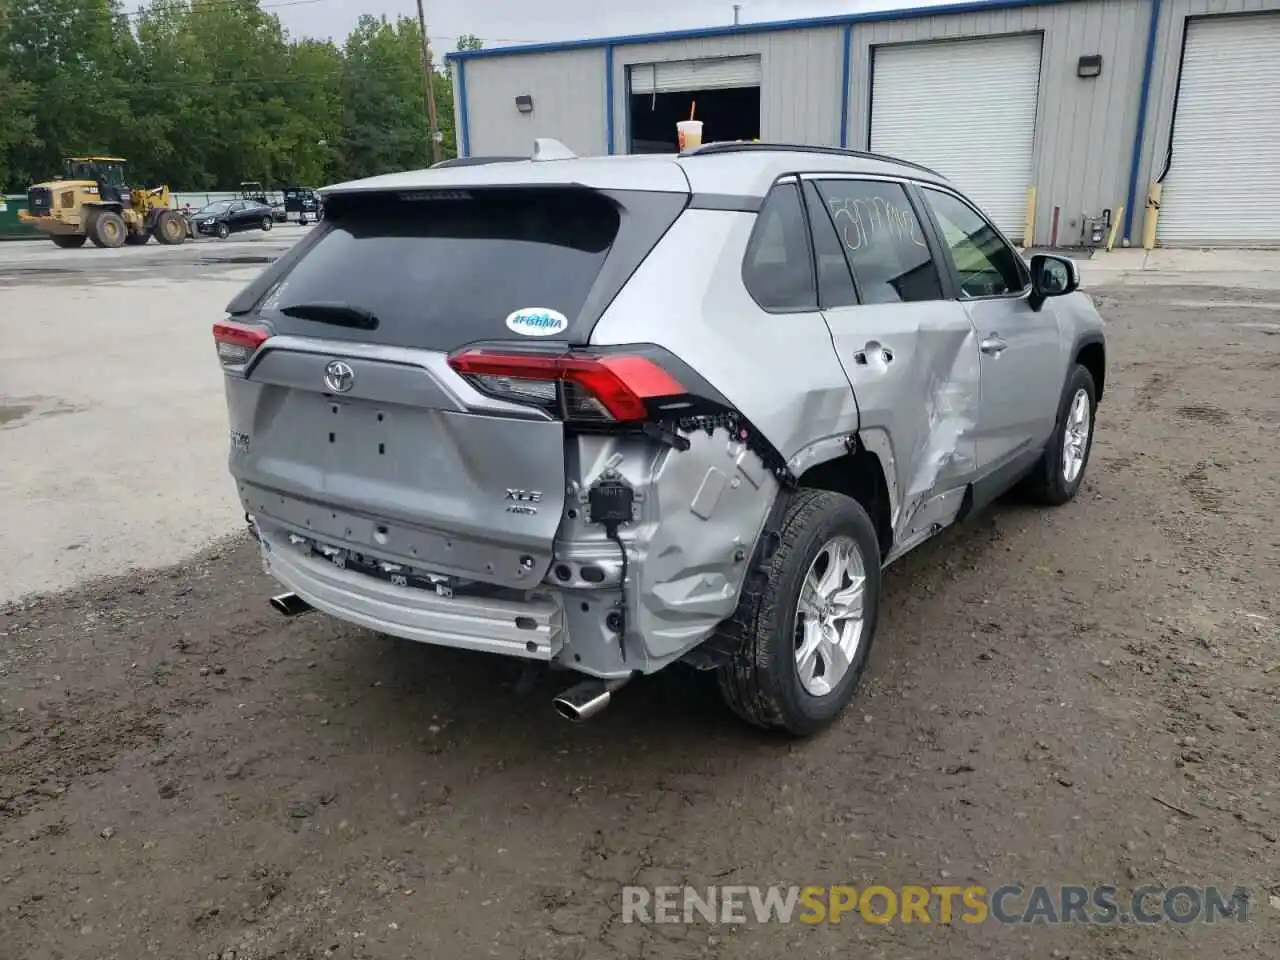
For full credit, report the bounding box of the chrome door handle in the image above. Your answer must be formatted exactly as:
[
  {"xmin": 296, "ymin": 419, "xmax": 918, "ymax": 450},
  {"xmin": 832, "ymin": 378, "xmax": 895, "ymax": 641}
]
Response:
[{"xmin": 979, "ymin": 335, "xmax": 1007, "ymax": 357}]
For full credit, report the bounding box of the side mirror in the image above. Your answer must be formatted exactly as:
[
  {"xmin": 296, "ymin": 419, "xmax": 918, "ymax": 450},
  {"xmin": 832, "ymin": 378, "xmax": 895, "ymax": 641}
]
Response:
[{"xmin": 1029, "ymin": 253, "xmax": 1080, "ymax": 310}]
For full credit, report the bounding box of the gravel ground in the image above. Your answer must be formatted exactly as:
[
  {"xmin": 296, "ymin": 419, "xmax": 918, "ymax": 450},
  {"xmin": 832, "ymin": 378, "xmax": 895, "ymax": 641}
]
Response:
[{"xmin": 1, "ymin": 276, "xmax": 1278, "ymax": 959}]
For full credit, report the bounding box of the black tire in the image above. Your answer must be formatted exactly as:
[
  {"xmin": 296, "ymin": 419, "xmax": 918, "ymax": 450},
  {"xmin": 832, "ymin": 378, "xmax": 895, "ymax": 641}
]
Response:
[
  {"xmin": 124, "ymin": 231, "xmax": 151, "ymax": 245},
  {"xmin": 1020, "ymin": 364, "xmax": 1098, "ymax": 506},
  {"xmin": 715, "ymin": 489, "xmax": 882, "ymax": 737},
  {"xmin": 51, "ymin": 234, "xmax": 87, "ymax": 249},
  {"xmin": 215, "ymin": 221, "xmax": 230, "ymax": 240},
  {"xmin": 154, "ymin": 210, "xmax": 186, "ymax": 245},
  {"xmin": 89, "ymin": 210, "xmax": 127, "ymax": 249},
  {"xmin": 260, "ymin": 217, "xmax": 272, "ymax": 231}
]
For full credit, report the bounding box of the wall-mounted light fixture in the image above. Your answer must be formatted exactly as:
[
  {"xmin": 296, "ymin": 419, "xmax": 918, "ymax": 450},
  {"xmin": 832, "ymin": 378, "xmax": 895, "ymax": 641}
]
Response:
[
  {"xmin": 1077, "ymin": 54, "xmax": 1103, "ymax": 78},
  {"xmin": 515, "ymin": 94, "xmax": 534, "ymax": 114}
]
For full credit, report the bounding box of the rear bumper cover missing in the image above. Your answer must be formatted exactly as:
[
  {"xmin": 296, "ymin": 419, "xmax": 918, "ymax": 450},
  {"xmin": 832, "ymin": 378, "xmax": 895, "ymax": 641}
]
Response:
[{"xmin": 259, "ymin": 533, "xmax": 565, "ymax": 660}]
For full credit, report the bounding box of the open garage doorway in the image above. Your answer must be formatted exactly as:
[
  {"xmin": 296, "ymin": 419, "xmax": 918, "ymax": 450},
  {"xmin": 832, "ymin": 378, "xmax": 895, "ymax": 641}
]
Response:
[{"xmin": 627, "ymin": 55, "xmax": 762, "ymax": 153}]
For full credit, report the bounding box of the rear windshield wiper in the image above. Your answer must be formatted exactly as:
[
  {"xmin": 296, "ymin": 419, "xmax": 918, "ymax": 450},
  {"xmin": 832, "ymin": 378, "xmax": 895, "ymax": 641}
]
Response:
[{"xmin": 279, "ymin": 302, "xmax": 379, "ymax": 330}]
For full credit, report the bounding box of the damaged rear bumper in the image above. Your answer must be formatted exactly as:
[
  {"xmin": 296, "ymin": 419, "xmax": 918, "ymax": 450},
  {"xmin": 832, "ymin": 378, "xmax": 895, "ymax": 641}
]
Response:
[
  {"xmin": 259, "ymin": 530, "xmax": 565, "ymax": 661},
  {"xmin": 243, "ymin": 421, "xmax": 782, "ymax": 678}
]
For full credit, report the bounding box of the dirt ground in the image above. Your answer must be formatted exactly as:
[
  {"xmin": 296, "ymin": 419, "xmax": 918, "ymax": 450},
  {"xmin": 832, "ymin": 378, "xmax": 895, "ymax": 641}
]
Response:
[{"xmin": 2, "ymin": 279, "xmax": 1278, "ymax": 959}]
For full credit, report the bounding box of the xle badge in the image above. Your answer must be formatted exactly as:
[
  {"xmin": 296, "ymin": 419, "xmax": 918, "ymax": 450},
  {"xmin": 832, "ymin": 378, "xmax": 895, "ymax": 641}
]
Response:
[{"xmin": 506, "ymin": 488, "xmax": 542, "ymax": 515}]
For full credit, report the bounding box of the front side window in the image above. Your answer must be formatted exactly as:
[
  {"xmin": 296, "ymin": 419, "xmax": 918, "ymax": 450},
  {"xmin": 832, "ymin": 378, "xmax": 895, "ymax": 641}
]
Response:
[
  {"xmin": 920, "ymin": 187, "xmax": 1026, "ymax": 298},
  {"xmin": 814, "ymin": 180, "xmax": 944, "ymax": 305},
  {"xmin": 742, "ymin": 181, "xmax": 817, "ymax": 312}
]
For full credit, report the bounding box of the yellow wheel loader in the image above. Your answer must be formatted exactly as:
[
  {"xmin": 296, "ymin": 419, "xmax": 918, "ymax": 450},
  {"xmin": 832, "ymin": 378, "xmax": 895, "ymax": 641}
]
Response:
[{"xmin": 18, "ymin": 157, "xmax": 190, "ymax": 249}]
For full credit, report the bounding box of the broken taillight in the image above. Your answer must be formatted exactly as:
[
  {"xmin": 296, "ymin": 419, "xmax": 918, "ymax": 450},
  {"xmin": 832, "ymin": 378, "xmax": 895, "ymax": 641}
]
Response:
[
  {"xmin": 447, "ymin": 347, "xmax": 686, "ymax": 423},
  {"xmin": 213, "ymin": 320, "xmax": 270, "ymax": 368}
]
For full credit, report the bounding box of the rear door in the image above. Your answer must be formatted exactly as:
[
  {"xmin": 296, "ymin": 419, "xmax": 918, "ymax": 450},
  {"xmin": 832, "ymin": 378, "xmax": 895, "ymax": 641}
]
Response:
[
  {"xmin": 221, "ymin": 185, "xmax": 685, "ymax": 589},
  {"xmin": 804, "ymin": 176, "xmax": 982, "ymax": 545}
]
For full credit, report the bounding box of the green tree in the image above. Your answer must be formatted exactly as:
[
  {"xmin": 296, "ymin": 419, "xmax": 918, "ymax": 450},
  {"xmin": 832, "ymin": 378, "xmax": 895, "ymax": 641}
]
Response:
[
  {"xmin": 335, "ymin": 14, "xmax": 431, "ymax": 181},
  {"xmin": 0, "ymin": 0, "xmax": 463, "ymax": 190},
  {"xmin": 455, "ymin": 33, "xmax": 483, "ymax": 52},
  {"xmin": 0, "ymin": 0, "xmax": 37, "ymax": 190},
  {"xmin": 4, "ymin": 0, "xmax": 138, "ymax": 185}
]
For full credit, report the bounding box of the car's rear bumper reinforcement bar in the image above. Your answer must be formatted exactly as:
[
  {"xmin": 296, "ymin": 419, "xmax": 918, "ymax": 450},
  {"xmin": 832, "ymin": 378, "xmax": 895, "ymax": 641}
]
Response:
[{"xmin": 260, "ymin": 537, "xmax": 565, "ymax": 660}]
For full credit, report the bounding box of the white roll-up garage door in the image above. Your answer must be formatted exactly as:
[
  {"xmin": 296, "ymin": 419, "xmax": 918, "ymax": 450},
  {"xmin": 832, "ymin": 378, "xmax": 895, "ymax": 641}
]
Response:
[
  {"xmin": 1156, "ymin": 14, "xmax": 1280, "ymax": 246},
  {"xmin": 629, "ymin": 55, "xmax": 762, "ymax": 95},
  {"xmin": 870, "ymin": 34, "xmax": 1042, "ymax": 239}
]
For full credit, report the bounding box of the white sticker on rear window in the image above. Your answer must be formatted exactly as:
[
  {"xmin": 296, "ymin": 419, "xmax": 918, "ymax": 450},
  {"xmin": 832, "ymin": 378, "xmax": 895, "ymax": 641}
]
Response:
[{"xmin": 505, "ymin": 307, "xmax": 568, "ymax": 337}]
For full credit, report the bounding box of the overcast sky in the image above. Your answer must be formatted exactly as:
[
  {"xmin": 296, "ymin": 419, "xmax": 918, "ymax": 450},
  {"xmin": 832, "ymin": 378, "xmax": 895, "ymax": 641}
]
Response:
[{"xmin": 267, "ymin": 0, "xmax": 928, "ymax": 50}]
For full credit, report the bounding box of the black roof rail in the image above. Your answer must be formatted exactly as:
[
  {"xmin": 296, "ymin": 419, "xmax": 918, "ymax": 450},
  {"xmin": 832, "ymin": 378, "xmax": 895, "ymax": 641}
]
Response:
[
  {"xmin": 430, "ymin": 155, "xmax": 527, "ymax": 168},
  {"xmin": 682, "ymin": 142, "xmax": 946, "ymax": 180}
]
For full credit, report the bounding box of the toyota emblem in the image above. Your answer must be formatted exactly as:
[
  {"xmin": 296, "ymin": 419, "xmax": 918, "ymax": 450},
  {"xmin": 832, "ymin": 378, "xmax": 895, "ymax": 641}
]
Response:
[{"xmin": 324, "ymin": 360, "xmax": 354, "ymax": 393}]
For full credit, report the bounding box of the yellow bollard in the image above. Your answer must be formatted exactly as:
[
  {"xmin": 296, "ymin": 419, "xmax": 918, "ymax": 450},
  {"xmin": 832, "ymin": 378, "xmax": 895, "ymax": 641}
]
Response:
[
  {"xmin": 1105, "ymin": 206, "xmax": 1123, "ymax": 252},
  {"xmin": 1141, "ymin": 183, "xmax": 1162, "ymax": 251}
]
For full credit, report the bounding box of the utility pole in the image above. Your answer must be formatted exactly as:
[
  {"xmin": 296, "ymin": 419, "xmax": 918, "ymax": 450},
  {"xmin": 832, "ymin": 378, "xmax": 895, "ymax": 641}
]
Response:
[{"xmin": 415, "ymin": 0, "xmax": 443, "ymax": 164}]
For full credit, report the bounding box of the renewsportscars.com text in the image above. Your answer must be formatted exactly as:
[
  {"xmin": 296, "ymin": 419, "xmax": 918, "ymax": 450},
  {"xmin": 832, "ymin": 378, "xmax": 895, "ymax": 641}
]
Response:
[{"xmin": 622, "ymin": 884, "xmax": 1251, "ymax": 926}]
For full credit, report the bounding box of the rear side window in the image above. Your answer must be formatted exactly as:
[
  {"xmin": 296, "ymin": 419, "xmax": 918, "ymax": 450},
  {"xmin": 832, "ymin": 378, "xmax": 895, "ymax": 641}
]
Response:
[
  {"xmin": 814, "ymin": 180, "xmax": 944, "ymax": 305},
  {"xmin": 253, "ymin": 188, "xmax": 621, "ymax": 350},
  {"xmin": 742, "ymin": 181, "xmax": 817, "ymax": 312},
  {"xmin": 802, "ymin": 181, "xmax": 858, "ymax": 309}
]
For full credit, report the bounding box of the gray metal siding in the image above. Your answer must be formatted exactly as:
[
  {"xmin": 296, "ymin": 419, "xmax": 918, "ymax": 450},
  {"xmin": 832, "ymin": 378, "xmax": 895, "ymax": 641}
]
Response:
[
  {"xmin": 1136, "ymin": 0, "xmax": 1280, "ymax": 226},
  {"xmin": 462, "ymin": 48, "xmax": 608, "ymax": 156},
  {"xmin": 611, "ymin": 29, "xmax": 845, "ymax": 154},
  {"xmin": 847, "ymin": 0, "xmax": 1149, "ymax": 247}
]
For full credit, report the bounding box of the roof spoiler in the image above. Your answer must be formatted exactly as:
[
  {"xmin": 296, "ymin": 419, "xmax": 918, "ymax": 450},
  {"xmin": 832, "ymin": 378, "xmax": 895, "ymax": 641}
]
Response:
[{"xmin": 428, "ymin": 138, "xmax": 576, "ymax": 169}]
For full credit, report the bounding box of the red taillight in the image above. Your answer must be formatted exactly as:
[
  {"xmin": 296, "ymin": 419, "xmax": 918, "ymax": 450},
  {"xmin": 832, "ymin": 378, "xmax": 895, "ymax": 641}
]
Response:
[
  {"xmin": 213, "ymin": 320, "xmax": 269, "ymax": 367},
  {"xmin": 448, "ymin": 347, "xmax": 685, "ymax": 422}
]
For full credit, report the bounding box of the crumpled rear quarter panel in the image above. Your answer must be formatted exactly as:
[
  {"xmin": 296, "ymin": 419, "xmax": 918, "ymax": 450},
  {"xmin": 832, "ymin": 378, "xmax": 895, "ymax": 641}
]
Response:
[{"xmin": 557, "ymin": 428, "xmax": 780, "ymax": 672}]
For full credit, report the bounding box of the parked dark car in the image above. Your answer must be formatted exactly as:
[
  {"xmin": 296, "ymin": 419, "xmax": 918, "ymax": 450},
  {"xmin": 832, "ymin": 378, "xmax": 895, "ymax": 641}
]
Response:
[{"xmin": 190, "ymin": 199, "xmax": 277, "ymax": 239}]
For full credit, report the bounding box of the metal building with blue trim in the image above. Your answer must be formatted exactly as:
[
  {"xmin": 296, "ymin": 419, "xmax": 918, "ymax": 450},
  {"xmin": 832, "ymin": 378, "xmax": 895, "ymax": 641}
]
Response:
[{"xmin": 446, "ymin": 0, "xmax": 1280, "ymax": 248}]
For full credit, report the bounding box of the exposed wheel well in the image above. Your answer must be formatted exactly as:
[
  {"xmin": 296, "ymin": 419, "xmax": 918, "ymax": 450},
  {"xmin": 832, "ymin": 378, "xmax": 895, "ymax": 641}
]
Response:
[
  {"xmin": 1077, "ymin": 341, "xmax": 1105, "ymax": 402},
  {"xmin": 796, "ymin": 447, "xmax": 893, "ymax": 560}
]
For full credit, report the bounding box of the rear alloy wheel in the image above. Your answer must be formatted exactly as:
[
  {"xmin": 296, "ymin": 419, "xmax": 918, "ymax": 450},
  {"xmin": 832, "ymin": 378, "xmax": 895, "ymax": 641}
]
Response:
[
  {"xmin": 1020, "ymin": 363, "xmax": 1098, "ymax": 506},
  {"xmin": 51, "ymin": 234, "xmax": 87, "ymax": 249},
  {"xmin": 260, "ymin": 217, "xmax": 272, "ymax": 231},
  {"xmin": 715, "ymin": 489, "xmax": 881, "ymax": 737},
  {"xmin": 154, "ymin": 210, "xmax": 186, "ymax": 245},
  {"xmin": 90, "ymin": 210, "xmax": 127, "ymax": 249},
  {"xmin": 215, "ymin": 221, "xmax": 230, "ymax": 240}
]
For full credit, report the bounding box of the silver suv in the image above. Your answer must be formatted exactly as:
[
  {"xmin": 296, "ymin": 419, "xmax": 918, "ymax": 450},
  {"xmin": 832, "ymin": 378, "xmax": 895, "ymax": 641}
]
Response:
[{"xmin": 214, "ymin": 140, "xmax": 1105, "ymax": 737}]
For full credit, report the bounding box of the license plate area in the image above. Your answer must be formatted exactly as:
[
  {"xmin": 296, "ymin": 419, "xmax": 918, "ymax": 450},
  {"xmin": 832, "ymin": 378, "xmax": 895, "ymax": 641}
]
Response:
[{"xmin": 322, "ymin": 396, "xmax": 399, "ymax": 480}]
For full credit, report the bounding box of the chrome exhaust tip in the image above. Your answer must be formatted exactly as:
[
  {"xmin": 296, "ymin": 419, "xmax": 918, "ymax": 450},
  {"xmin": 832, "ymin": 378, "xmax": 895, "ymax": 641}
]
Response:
[
  {"xmin": 552, "ymin": 677, "xmax": 631, "ymax": 723},
  {"xmin": 269, "ymin": 592, "xmax": 312, "ymax": 617}
]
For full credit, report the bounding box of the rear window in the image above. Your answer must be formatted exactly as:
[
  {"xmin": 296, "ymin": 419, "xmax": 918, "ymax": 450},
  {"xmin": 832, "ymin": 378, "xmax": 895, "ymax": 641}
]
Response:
[{"xmin": 253, "ymin": 188, "xmax": 621, "ymax": 351}]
